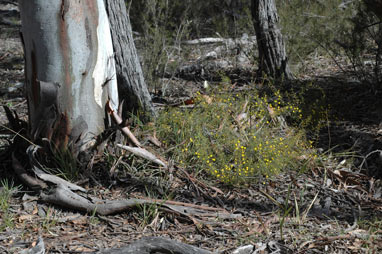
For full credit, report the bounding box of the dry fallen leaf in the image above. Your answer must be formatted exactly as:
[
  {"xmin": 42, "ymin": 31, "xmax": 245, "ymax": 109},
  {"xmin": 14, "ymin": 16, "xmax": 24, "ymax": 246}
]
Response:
[
  {"xmin": 202, "ymin": 94, "xmax": 213, "ymax": 104},
  {"xmin": 267, "ymin": 105, "xmax": 276, "ymax": 118},
  {"xmin": 18, "ymin": 214, "xmax": 34, "ymax": 222}
]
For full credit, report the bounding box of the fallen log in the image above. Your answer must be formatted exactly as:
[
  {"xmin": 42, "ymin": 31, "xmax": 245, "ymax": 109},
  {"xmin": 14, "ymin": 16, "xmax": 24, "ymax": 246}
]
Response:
[
  {"xmin": 23, "ymin": 236, "xmax": 212, "ymax": 254},
  {"xmin": 182, "ymin": 37, "xmax": 225, "ymax": 45},
  {"xmin": 39, "ymin": 183, "xmax": 149, "ymax": 215},
  {"xmin": 97, "ymin": 236, "xmax": 212, "ymax": 254}
]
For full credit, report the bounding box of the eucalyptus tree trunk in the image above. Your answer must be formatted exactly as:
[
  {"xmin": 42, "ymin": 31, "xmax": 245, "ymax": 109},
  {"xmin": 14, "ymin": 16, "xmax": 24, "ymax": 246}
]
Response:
[
  {"xmin": 19, "ymin": 0, "xmax": 119, "ymax": 153},
  {"xmin": 251, "ymin": 0, "xmax": 292, "ymax": 80},
  {"xmin": 104, "ymin": 0, "xmax": 156, "ymax": 119}
]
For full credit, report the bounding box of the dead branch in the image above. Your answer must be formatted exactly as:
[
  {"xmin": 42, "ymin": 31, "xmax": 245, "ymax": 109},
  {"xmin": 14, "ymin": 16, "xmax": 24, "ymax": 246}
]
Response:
[
  {"xmin": 98, "ymin": 236, "xmax": 212, "ymax": 254},
  {"xmin": 117, "ymin": 144, "xmax": 167, "ymax": 167},
  {"xmin": 21, "ymin": 236, "xmax": 45, "ymax": 254},
  {"xmin": 12, "ymin": 153, "xmax": 48, "ymax": 190},
  {"xmin": 39, "ymin": 183, "xmax": 149, "ymax": 215},
  {"xmin": 32, "ymin": 167, "xmax": 87, "ymax": 192},
  {"xmin": 38, "ymin": 182, "xmax": 238, "ymax": 220},
  {"xmin": 182, "ymin": 37, "xmax": 225, "ymax": 45},
  {"xmin": 106, "ymin": 100, "xmax": 142, "ymax": 147},
  {"xmin": 24, "ymin": 236, "xmax": 212, "ymax": 254}
]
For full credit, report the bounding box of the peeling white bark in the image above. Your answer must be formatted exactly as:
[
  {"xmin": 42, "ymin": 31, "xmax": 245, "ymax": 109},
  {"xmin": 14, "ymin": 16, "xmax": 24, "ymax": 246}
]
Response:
[
  {"xmin": 105, "ymin": 0, "xmax": 156, "ymax": 118},
  {"xmin": 93, "ymin": 0, "xmax": 118, "ymax": 111},
  {"xmin": 19, "ymin": 0, "xmax": 119, "ymax": 151}
]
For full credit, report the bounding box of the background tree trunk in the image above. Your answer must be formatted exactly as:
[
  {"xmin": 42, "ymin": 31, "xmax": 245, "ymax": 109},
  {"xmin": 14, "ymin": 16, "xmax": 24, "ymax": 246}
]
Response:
[
  {"xmin": 104, "ymin": 0, "xmax": 156, "ymax": 119},
  {"xmin": 19, "ymin": 0, "xmax": 119, "ymax": 153},
  {"xmin": 364, "ymin": 0, "xmax": 382, "ymax": 19},
  {"xmin": 251, "ymin": 0, "xmax": 292, "ymax": 80}
]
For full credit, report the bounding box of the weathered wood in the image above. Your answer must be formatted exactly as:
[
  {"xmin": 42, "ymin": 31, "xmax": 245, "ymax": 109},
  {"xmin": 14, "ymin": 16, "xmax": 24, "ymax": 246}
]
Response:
[
  {"xmin": 182, "ymin": 37, "xmax": 226, "ymax": 45},
  {"xmin": 39, "ymin": 184, "xmax": 150, "ymax": 215},
  {"xmin": 117, "ymin": 144, "xmax": 167, "ymax": 168},
  {"xmin": 98, "ymin": 237, "xmax": 212, "ymax": 254},
  {"xmin": 19, "ymin": 0, "xmax": 119, "ymax": 152},
  {"xmin": 24, "ymin": 236, "xmax": 212, "ymax": 254},
  {"xmin": 106, "ymin": 100, "xmax": 142, "ymax": 147},
  {"xmin": 251, "ymin": 0, "xmax": 292, "ymax": 80},
  {"xmin": 38, "ymin": 182, "xmax": 239, "ymax": 218},
  {"xmin": 32, "ymin": 167, "xmax": 87, "ymax": 192},
  {"xmin": 12, "ymin": 153, "xmax": 48, "ymax": 191},
  {"xmin": 23, "ymin": 236, "xmax": 45, "ymax": 254},
  {"xmin": 104, "ymin": 0, "xmax": 156, "ymax": 119}
]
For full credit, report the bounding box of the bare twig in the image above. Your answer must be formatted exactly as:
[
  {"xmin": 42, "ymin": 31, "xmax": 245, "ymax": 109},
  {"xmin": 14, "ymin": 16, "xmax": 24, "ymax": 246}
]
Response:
[
  {"xmin": 117, "ymin": 144, "xmax": 167, "ymax": 168},
  {"xmin": 302, "ymin": 191, "xmax": 319, "ymax": 222},
  {"xmin": 106, "ymin": 100, "xmax": 142, "ymax": 147},
  {"xmin": 359, "ymin": 149, "xmax": 382, "ymax": 170}
]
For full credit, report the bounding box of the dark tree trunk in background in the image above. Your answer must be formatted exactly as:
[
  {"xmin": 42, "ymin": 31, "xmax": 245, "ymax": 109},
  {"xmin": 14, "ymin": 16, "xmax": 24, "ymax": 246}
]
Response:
[
  {"xmin": 19, "ymin": 0, "xmax": 119, "ymax": 153},
  {"xmin": 364, "ymin": 0, "xmax": 382, "ymax": 19},
  {"xmin": 251, "ymin": 0, "xmax": 292, "ymax": 80},
  {"xmin": 105, "ymin": 0, "xmax": 156, "ymax": 119}
]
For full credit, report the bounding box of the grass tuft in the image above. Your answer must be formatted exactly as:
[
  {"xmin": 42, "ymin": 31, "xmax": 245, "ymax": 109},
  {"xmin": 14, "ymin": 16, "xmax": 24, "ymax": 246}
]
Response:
[{"xmin": 0, "ymin": 179, "xmax": 20, "ymax": 231}]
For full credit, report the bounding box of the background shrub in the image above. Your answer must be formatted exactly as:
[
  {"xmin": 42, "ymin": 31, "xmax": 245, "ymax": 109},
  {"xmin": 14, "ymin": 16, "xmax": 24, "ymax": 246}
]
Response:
[
  {"xmin": 151, "ymin": 84, "xmax": 316, "ymax": 184},
  {"xmin": 128, "ymin": 0, "xmax": 381, "ymax": 82}
]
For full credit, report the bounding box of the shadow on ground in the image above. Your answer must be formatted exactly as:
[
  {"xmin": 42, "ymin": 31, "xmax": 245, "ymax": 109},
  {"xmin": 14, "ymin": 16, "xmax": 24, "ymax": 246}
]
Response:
[{"xmin": 297, "ymin": 76, "xmax": 382, "ymax": 178}]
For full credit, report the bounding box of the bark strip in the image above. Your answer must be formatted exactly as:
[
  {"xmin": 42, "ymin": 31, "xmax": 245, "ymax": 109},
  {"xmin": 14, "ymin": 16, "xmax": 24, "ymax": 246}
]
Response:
[{"xmin": 104, "ymin": 0, "xmax": 156, "ymax": 119}]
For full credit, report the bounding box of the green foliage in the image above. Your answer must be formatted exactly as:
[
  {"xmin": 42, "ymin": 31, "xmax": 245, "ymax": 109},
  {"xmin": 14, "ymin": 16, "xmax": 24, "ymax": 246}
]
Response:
[
  {"xmin": 276, "ymin": 0, "xmax": 355, "ymax": 65},
  {"xmin": 0, "ymin": 179, "xmax": 19, "ymax": 231},
  {"xmin": 152, "ymin": 83, "xmax": 317, "ymax": 184},
  {"xmin": 277, "ymin": 0, "xmax": 382, "ymax": 81},
  {"xmin": 185, "ymin": 0, "xmax": 254, "ymax": 38},
  {"xmin": 89, "ymin": 208, "xmax": 100, "ymax": 226},
  {"xmin": 0, "ymin": 210, "xmax": 14, "ymax": 232},
  {"xmin": 358, "ymin": 217, "xmax": 382, "ymax": 235},
  {"xmin": 0, "ymin": 179, "xmax": 14, "ymax": 212},
  {"xmin": 128, "ymin": 0, "xmax": 381, "ymax": 82},
  {"xmin": 129, "ymin": 0, "xmax": 253, "ymax": 38},
  {"xmin": 136, "ymin": 188, "xmax": 163, "ymax": 228},
  {"xmin": 127, "ymin": 0, "xmax": 254, "ymax": 89},
  {"xmin": 41, "ymin": 207, "xmax": 57, "ymax": 233},
  {"xmin": 49, "ymin": 147, "xmax": 79, "ymax": 181},
  {"xmin": 285, "ymin": 82, "xmax": 329, "ymax": 132},
  {"xmin": 334, "ymin": 2, "xmax": 382, "ymax": 81},
  {"xmin": 357, "ymin": 217, "xmax": 382, "ymax": 251},
  {"xmin": 128, "ymin": 0, "xmax": 191, "ymax": 91},
  {"xmin": 279, "ymin": 183, "xmax": 293, "ymax": 240},
  {"xmin": 137, "ymin": 202, "xmax": 160, "ymax": 228}
]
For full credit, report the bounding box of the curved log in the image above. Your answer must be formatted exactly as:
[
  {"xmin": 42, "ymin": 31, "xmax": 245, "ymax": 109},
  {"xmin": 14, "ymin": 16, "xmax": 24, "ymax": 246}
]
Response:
[{"xmin": 98, "ymin": 237, "xmax": 212, "ymax": 254}]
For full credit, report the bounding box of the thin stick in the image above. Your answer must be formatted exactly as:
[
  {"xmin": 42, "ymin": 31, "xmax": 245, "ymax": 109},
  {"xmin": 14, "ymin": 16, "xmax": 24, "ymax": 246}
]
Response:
[{"xmin": 106, "ymin": 100, "xmax": 142, "ymax": 147}]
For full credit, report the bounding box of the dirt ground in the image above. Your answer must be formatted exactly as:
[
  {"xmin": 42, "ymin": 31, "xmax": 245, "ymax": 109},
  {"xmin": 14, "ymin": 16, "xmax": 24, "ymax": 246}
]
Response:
[{"xmin": 1, "ymin": 2, "xmax": 382, "ymax": 254}]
